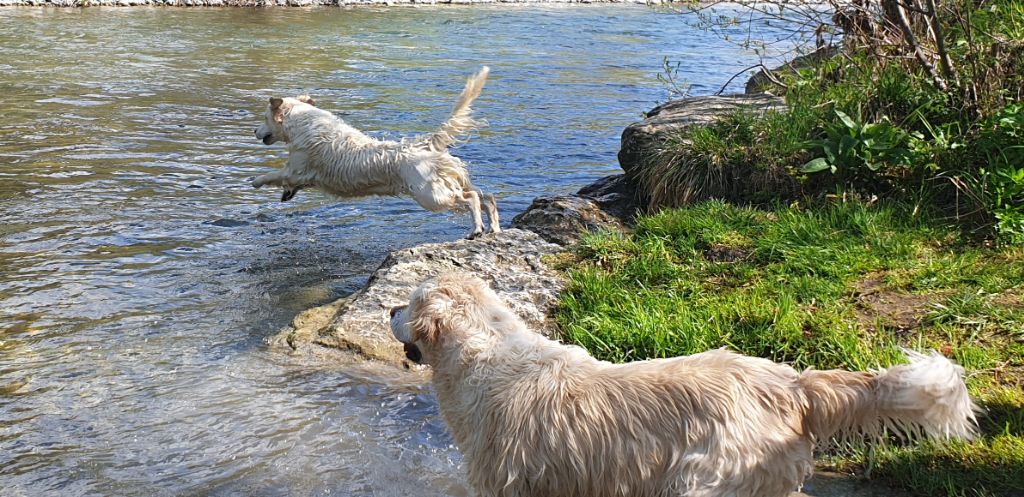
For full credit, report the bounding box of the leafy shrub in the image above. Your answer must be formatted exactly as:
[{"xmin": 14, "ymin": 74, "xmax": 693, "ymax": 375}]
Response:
[
  {"xmin": 802, "ymin": 108, "xmax": 913, "ymax": 182},
  {"xmin": 643, "ymin": 1, "xmax": 1024, "ymax": 243},
  {"xmin": 975, "ymin": 104, "xmax": 1024, "ymax": 244}
]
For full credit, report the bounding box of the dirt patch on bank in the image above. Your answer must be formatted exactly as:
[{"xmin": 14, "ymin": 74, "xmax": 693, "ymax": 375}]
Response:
[
  {"xmin": 852, "ymin": 274, "xmax": 944, "ymax": 335},
  {"xmin": 992, "ymin": 290, "xmax": 1024, "ymax": 310}
]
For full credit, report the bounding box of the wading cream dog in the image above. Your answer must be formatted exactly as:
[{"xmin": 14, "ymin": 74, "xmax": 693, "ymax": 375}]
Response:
[
  {"xmin": 389, "ymin": 273, "xmax": 979, "ymax": 497},
  {"xmin": 253, "ymin": 67, "xmax": 500, "ymax": 238}
]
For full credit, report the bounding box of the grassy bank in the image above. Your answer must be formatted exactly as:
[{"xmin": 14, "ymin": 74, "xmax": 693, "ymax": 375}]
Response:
[
  {"xmin": 553, "ymin": 200, "xmax": 1024, "ymax": 496},
  {"xmin": 553, "ymin": 0, "xmax": 1023, "ymax": 493},
  {"xmin": 638, "ymin": 0, "xmax": 1023, "ymax": 244}
]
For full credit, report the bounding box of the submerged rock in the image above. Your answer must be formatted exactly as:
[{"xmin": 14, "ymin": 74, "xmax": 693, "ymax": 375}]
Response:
[
  {"xmin": 511, "ymin": 174, "xmax": 642, "ymax": 245},
  {"xmin": 268, "ymin": 228, "xmax": 565, "ymax": 367},
  {"xmin": 207, "ymin": 218, "xmax": 249, "ymax": 227}
]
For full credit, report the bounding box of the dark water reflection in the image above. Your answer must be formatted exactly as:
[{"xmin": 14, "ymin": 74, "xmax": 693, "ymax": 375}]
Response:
[{"xmin": 0, "ymin": 5, "xmax": 787, "ymax": 496}]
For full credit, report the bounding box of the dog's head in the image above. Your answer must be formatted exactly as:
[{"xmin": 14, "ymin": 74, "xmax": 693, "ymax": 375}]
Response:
[
  {"xmin": 254, "ymin": 95, "xmax": 316, "ymax": 145},
  {"xmin": 390, "ymin": 273, "xmax": 509, "ymax": 366}
]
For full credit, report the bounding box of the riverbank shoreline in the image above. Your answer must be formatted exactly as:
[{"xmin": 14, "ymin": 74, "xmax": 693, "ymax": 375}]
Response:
[{"xmin": 0, "ymin": 0, "xmax": 653, "ymax": 7}]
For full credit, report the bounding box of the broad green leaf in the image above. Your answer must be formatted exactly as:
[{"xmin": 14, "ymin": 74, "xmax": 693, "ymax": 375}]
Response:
[
  {"xmin": 801, "ymin": 157, "xmax": 831, "ymax": 173},
  {"xmin": 835, "ymin": 109, "xmax": 859, "ymax": 131}
]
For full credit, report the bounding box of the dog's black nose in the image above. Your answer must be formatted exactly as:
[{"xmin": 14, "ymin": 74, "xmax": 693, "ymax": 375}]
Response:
[{"xmin": 390, "ymin": 305, "xmax": 406, "ymax": 318}]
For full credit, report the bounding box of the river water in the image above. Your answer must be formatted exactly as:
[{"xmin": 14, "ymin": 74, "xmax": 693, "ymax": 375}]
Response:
[{"xmin": 0, "ymin": 6, "xmax": 786, "ymax": 496}]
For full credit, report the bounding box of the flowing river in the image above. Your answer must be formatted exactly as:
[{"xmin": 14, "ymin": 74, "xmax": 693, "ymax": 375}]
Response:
[{"xmin": 0, "ymin": 6, "xmax": 787, "ymax": 496}]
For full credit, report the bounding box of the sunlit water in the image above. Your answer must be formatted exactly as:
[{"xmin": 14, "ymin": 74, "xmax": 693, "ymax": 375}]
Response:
[{"xmin": 0, "ymin": 6, "xmax": 789, "ymax": 496}]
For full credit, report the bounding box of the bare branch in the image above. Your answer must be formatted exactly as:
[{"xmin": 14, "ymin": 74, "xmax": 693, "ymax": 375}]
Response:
[
  {"xmin": 889, "ymin": 0, "xmax": 948, "ymax": 90},
  {"xmin": 924, "ymin": 0, "xmax": 959, "ymax": 88},
  {"xmin": 715, "ymin": 64, "xmax": 774, "ymax": 95}
]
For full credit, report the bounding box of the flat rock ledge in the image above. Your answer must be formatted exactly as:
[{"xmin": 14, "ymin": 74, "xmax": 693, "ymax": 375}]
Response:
[
  {"xmin": 1, "ymin": 0, "xmax": 652, "ymax": 6},
  {"xmin": 268, "ymin": 228, "xmax": 565, "ymax": 367}
]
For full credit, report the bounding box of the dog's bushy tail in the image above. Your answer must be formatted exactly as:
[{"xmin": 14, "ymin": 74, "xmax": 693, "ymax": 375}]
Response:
[
  {"xmin": 800, "ymin": 349, "xmax": 978, "ymax": 445},
  {"xmin": 420, "ymin": 66, "xmax": 489, "ymax": 153}
]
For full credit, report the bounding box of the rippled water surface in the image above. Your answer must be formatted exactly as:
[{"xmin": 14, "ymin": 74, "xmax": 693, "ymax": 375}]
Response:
[{"xmin": 0, "ymin": 6, "xmax": 785, "ymax": 496}]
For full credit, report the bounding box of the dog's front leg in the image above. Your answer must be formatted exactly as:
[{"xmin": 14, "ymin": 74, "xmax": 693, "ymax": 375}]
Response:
[
  {"xmin": 276, "ymin": 152, "xmax": 313, "ymax": 201},
  {"xmin": 252, "ymin": 169, "xmax": 288, "ymax": 189},
  {"xmin": 253, "ymin": 171, "xmax": 304, "ymax": 202}
]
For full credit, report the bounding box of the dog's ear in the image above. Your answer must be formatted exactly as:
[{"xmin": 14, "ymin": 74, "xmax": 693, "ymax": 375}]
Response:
[
  {"xmin": 270, "ymin": 97, "xmax": 287, "ymax": 123},
  {"xmin": 409, "ymin": 286, "xmax": 463, "ymax": 345},
  {"xmin": 296, "ymin": 95, "xmax": 316, "ymax": 107}
]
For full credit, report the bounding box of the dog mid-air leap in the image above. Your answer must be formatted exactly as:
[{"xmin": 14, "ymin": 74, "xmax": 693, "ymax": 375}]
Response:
[{"xmin": 252, "ymin": 67, "xmax": 500, "ymax": 238}]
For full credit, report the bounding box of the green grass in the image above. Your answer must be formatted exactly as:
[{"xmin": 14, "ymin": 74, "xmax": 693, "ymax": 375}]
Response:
[
  {"xmin": 640, "ymin": 0, "xmax": 1024, "ymax": 242},
  {"xmin": 557, "ymin": 200, "xmax": 1024, "ymax": 496}
]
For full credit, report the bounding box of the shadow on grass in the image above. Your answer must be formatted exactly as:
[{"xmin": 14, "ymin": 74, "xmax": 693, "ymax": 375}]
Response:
[
  {"xmin": 871, "ymin": 395, "xmax": 1024, "ymax": 497},
  {"xmin": 980, "ymin": 396, "xmax": 1024, "ymax": 437}
]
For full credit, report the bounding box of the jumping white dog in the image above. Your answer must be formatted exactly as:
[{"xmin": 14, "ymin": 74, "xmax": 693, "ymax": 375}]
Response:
[
  {"xmin": 253, "ymin": 67, "xmax": 500, "ymax": 238},
  {"xmin": 389, "ymin": 273, "xmax": 979, "ymax": 497}
]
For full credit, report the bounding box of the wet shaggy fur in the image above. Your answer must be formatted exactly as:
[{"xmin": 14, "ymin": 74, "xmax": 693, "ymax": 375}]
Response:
[
  {"xmin": 389, "ymin": 273, "xmax": 979, "ymax": 497},
  {"xmin": 253, "ymin": 67, "xmax": 500, "ymax": 238}
]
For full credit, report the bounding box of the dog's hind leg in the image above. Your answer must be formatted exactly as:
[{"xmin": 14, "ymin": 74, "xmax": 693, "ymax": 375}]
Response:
[
  {"xmin": 481, "ymin": 191, "xmax": 501, "ymax": 234},
  {"xmin": 460, "ymin": 190, "xmax": 486, "ymax": 239},
  {"xmin": 409, "ymin": 183, "xmax": 484, "ymax": 239}
]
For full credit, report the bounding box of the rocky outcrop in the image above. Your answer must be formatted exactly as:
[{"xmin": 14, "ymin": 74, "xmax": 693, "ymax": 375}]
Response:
[
  {"xmin": 511, "ymin": 174, "xmax": 641, "ymax": 245},
  {"xmin": 618, "ymin": 94, "xmax": 786, "ymax": 180},
  {"xmin": 268, "ymin": 228, "xmax": 565, "ymax": 367}
]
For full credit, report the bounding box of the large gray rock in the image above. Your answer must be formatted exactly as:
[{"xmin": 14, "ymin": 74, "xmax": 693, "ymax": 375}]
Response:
[
  {"xmin": 511, "ymin": 174, "xmax": 642, "ymax": 245},
  {"xmin": 268, "ymin": 228, "xmax": 565, "ymax": 367},
  {"xmin": 618, "ymin": 94, "xmax": 786, "ymax": 179}
]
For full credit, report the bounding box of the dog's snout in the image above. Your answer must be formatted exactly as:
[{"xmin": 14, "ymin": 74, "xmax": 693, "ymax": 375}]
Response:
[{"xmin": 390, "ymin": 305, "xmax": 407, "ymax": 318}]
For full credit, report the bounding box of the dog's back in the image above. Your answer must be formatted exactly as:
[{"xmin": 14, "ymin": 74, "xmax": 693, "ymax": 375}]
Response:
[
  {"xmin": 452, "ymin": 340, "xmax": 816, "ymax": 497},
  {"xmin": 453, "ymin": 338, "xmax": 976, "ymax": 497}
]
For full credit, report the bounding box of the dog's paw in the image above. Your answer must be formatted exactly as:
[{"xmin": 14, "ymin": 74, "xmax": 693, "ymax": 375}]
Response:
[{"xmin": 466, "ymin": 230, "xmax": 484, "ymax": 240}]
